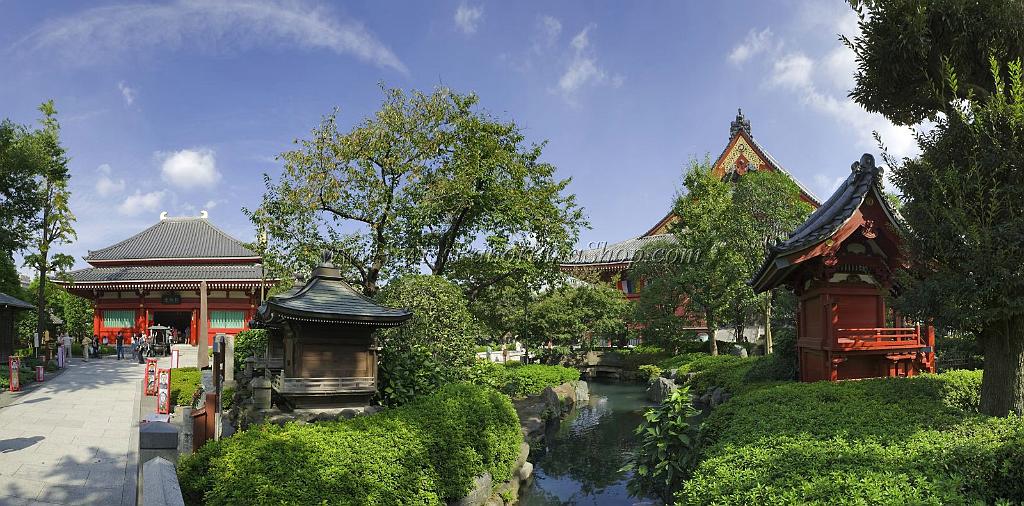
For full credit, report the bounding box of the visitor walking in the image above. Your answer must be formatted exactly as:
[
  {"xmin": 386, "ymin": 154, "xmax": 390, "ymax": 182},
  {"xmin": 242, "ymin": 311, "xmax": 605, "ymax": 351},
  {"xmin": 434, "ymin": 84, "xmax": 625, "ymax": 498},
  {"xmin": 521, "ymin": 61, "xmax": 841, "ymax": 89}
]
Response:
[
  {"xmin": 116, "ymin": 332, "xmax": 125, "ymax": 360},
  {"xmin": 91, "ymin": 334, "xmax": 100, "ymax": 358},
  {"xmin": 81, "ymin": 334, "xmax": 92, "ymax": 362},
  {"xmin": 62, "ymin": 333, "xmax": 73, "ymax": 364},
  {"xmin": 131, "ymin": 334, "xmax": 140, "ymax": 361}
]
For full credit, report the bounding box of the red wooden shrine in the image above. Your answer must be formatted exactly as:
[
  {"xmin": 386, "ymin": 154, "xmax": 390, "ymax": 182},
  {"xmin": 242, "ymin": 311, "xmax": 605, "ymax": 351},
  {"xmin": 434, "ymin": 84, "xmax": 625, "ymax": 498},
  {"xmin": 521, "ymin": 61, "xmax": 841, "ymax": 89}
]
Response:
[{"xmin": 751, "ymin": 154, "xmax": 935, "ymax": 381}]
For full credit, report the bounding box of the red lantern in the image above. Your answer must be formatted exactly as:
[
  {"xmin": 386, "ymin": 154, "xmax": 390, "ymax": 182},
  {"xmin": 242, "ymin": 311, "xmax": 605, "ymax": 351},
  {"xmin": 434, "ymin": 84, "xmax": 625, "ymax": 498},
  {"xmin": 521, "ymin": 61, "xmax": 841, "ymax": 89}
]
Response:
[
  {"xmin": 145, "ymin": 358, "xmax": 159, "ymax": 395},
  {"xmin": 157, "ymin": 368, "xmax": 171, "ymax": 414},
  {"xmin": 8, "ymin": 356, "xmax": 21, "ymax": 392}
]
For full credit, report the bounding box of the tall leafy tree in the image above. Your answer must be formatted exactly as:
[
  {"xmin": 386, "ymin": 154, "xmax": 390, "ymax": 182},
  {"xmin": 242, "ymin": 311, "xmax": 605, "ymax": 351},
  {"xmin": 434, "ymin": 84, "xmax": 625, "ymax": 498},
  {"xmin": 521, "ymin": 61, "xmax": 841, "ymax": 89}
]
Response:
[
  {"xmin": 633, "ymin": 160, "xmax": 746, "ymax": 356},
  {"xmin": 22, "ymin": 101, "xmax": 76, "ymax": 351},
  {"xmin": 0, "ymin": 119, "xmax": 43, "ymax": 254},
  {"xmin": 246, "ymin": 86, "xmax": 585, "ymax": 297},
  {"xmin": 632, "ymin": 160, "xmax": 809, "ymax": 355},
  {"xmin": 731, "ymin": 170, "xmax": 813, "ymax": 353},
  {"xmin": 847, "ymin": 0, "xmax": 1024, "ymax": 416}
]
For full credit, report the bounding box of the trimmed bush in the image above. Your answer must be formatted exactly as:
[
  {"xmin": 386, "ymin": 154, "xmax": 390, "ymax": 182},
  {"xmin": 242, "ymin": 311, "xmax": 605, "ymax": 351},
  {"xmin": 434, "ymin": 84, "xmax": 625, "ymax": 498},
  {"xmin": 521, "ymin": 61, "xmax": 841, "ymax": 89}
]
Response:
[
  {"xmin": 502, "ymin": 364, "xmax": 580, "ymax": 398},
  {"xmin": 178, "ymin": 383, "xmax": 521, "ymax": 505},
  {"xmin": 468, "ymin": 361, "xmax": 581, "ymax": 398},
  {"xmin": 170, "ymin": 367, "xmax": 203, "ymax": 406},
  {"xmin": 677, "ymin": 371, "xmax": 1015, "ymax": 504}
]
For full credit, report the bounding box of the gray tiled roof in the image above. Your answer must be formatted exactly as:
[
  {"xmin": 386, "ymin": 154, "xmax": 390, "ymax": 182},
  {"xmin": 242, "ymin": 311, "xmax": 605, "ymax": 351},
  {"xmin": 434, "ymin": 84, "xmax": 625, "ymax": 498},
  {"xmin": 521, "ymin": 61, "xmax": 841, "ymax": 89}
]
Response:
[
  {"xmin": 86, "ymin": 217, "xmax": 257, "ymax": 262},
  {"xmin": 62, "ymin": 264, "xmax": 265, "ymax": 283},
  {"xmin": 0, "ymin": 292, "xmax": 34, "ymax": 310},
  {"xmin": 560, "ymin": 234, "xmax": 676, "ymax": 267},
  {"xmin": 256, "ymin": 264, "xmax": 411, "ymax": 324},
  {"xmin": 750, "ymin": 154, "xmax": 899, "ymax": 292}
]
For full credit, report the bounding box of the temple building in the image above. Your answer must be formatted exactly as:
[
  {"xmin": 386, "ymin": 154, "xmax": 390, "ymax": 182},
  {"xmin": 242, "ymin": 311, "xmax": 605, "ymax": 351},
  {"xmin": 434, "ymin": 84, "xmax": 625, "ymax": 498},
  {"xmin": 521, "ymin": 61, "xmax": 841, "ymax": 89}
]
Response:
[
  {"xmin": 560, "ymin": 110, "xmax": 820, "ymax": 307},
  {"xmin": 56, "ymin": 212, "xmax": 275, "ymax": 346},
  {"xmin": 751, "ymin": 154, "xmax": 935, "ymax": 380}
]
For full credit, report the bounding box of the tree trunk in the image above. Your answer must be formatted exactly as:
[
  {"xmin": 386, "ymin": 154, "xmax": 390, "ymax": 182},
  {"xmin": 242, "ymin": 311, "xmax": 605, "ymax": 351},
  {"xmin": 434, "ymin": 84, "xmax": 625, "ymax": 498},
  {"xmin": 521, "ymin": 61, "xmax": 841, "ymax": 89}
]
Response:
[
  {"xmin": 979, "ymin": 319, "xmax": 1024, "ymax": 416},
  {"xmin": 707, "ymin": 310, "xmax": 718, "ymax": 356},
  {"xmin": 764, "ymin": 292, "xmax": 773, "ymax": 355}
]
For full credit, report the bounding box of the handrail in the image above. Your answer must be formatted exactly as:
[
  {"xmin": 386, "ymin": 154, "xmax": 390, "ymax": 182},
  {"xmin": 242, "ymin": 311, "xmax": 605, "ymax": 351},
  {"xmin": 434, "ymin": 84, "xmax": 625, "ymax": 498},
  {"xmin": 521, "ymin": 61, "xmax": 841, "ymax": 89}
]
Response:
[{"xmin": 834, "ymin": 326, "xmax": 925, "ymax": 349}]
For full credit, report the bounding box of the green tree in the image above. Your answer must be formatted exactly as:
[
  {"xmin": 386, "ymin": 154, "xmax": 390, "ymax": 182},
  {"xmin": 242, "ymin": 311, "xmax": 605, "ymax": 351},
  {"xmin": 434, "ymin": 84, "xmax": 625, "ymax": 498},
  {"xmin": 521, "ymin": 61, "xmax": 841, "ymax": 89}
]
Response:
[
  {"xmin": 246, "ymin": 86, "xmax": 585, "ymax": 297},
  {"xmin": 0, "ymin": 120, "xmax": 43, "ymax": 254},
  {"xmin": 846, "ymin": 0, "xmax": 1024, "ymax": 126},
  {"xmin": 375, "ymin": 274, "xmax": 479, "ymax": 405},
  {"xmin": 886, "ymin": 60, "xmax": 1024, "ymax": 416},
  {"xmin": 847, "ymin": 1, "xmax": 1024, "ymax": 416},
  {"xmin": 731, "ymin": 170, "xmax": 813, "ymax": 353},
  {"xmin": 525, "ymin": 282, "xmax": 630, "ymax": 351},
  {"xmin": 21, "ymin": 101, "xmax": 76, "ymax": 352},
  {"xmin": 0, "ymin": 253, "xmax": 23, "ymax": 299},
  {"xmin": 17, "ymin": 277, "xmax": 92, "ymax": 342},
  {"xmin": 633, "ymin": 160, "xmax": 747, "ymax": 356}
]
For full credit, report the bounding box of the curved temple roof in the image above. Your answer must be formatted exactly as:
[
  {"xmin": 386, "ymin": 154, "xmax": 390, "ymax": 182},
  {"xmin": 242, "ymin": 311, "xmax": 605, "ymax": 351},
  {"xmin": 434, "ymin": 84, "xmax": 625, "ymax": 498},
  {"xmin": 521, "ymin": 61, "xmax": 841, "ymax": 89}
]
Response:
[
  {"xmin": 85, "ymin": 216, "xmax": 257, "ymax": 263},
  {"xmin": 254, "ymin": 257, "xmax": 412, "ymax": 326},
  {"xmin": 750, "ymin": 154, "xmax": 902, "ymax": 293}
]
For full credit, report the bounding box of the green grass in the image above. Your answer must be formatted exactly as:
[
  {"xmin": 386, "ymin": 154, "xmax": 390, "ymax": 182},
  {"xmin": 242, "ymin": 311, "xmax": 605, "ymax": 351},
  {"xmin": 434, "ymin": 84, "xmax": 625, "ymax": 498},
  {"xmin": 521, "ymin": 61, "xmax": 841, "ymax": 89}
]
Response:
[{"xmin": 170, "ymin": 367, "xmax": 203, "ymax": 406}]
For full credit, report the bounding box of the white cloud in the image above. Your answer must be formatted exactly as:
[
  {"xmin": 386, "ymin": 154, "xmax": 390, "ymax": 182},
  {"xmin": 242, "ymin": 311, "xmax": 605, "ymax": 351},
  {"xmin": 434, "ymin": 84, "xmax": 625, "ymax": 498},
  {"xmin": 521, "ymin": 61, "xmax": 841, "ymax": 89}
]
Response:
[
  {"xmin": 204, "ymin": 199, "xmax": 219, "ymax": 210},
  {"xmin": 118, "ymin": 190, "xmax": 166, "ymax": 216},
  {"xmin": 17, "ymin": 0, "xmax": 406, "ymax": 72},
  {"xmin": 536, "ymin": 15, "xmax": 562, "ymax": 50},
  {"xmin": 814, "ymin": 173, "xmax": 847, "ymax": 196},
  {"xmin": 159, "ymin": 148, "xmax": 221, "ymax": 189},
  {"xmin": 94, "ymin": 164, "xmax": 126, "ymax": 197},
  {"xmin": 117, "ymin": 81, "xmax": 136, "ymax": 106},
  {"xmin": 770, "ymin": 53, "xmax": 814, "ymax": 90},
  {"xmin": 454, "ymin": 3, "xmax": 483, "ymax": 35},
  {"xmin": 822, "ymin": 45, "xmax": 856, "ymax": 91},
  {"xmin": 728, "ymin": 28, "xmax": 774, "ymax": 66},
  {"xmin": 558, "ymin": 25, "xmax": 622, "ymax": 100}
]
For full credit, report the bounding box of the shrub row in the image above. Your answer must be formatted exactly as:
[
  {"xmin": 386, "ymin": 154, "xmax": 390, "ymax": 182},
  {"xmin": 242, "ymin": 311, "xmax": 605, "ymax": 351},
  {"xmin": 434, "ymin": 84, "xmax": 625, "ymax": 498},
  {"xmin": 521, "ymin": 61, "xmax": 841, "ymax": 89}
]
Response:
[
  {"xmin": 170, "ymin": 367, "xmax": 203, "ymax": 406},
  {"xmin": 678, "ymin": 371, "xmax": 1004, "ymax": 504},
  {"xmin": 178, "ymin": 383, "xmax": 522, "ymax": 505},
  {"xmin": 469, "ymin": 361, "xmax": 580, "ymax": 398}
]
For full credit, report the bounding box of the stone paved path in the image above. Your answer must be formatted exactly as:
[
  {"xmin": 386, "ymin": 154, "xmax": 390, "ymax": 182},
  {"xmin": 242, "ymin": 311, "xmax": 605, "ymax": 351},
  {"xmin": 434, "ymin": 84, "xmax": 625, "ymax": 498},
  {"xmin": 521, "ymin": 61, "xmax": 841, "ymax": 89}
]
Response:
[{"xmin": 0, "ymin": 357, "xmax": 142, "ymax": 505}]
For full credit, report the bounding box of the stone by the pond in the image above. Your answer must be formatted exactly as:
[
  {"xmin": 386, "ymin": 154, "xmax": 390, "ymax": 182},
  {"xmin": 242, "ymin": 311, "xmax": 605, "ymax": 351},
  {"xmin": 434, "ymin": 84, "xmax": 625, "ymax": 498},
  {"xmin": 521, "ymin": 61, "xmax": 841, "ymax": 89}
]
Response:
[
  {"xmin": 730, "ymin": 345, "xmax": 748, "ymax": 357},
  {"xmin": 646, "ymin": 376, "xmax": 677, "ymax": 403},
  {"xmin": 451, "ymin": 472, "xmax": 492, "ymax": 506},
  {"xmin": 573, "ymin": 380, "xmax": 589, "ymax": 403},
  {"xmin": 661, "ymin": 368, "xmax": 679, "ymax": 381},
  {"xmin": 518, "ymin": 461, "xmax": 534, "ymax": 481},
  {"xmin": 541, "ymin": 383, "xmax": 576, "ymax": 417},
  {"xmin": 515, "ymin": 442, "xmax": 530, "ymax": 471}
]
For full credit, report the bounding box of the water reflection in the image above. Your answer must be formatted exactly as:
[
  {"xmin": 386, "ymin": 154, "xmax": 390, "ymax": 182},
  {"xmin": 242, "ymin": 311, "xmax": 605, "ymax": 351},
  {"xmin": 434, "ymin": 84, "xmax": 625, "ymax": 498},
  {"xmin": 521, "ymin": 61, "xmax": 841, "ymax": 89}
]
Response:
[{"xmin": 519, "ymin": 381, "xmax": 658, "ymax": 505}]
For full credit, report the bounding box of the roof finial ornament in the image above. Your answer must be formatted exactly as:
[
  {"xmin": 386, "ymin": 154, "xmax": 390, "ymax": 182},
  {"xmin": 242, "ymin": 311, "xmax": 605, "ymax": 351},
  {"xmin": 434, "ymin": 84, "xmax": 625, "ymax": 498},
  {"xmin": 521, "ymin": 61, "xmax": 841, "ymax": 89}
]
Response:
[
  {"xmin": 159, "ymin": 211, "xmax": 168, "ymax": 221},
  {"xmin": 200, "ymin": 210, "xmax": 208, "ymax": 219},
  {"xmin": 730, "ymin": 108, "xmax": 751, "ymax": 138}
]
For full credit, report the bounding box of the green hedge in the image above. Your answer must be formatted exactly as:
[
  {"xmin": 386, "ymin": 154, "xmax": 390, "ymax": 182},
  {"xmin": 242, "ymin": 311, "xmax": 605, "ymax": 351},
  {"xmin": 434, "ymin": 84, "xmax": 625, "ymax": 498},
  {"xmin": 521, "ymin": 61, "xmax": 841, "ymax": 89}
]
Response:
[
  {"xmin": 678, "ymin": 371, "xmax": 1011, "ymax": 504},
  {"xmin": 171, "ymin": 367, "xmax": 203, "ymax": 406},
  {"xmin": 468, "ymin": 362, "xmax": 580, "ymax": 398},
  {"xmin": 178, "ymin": 383, "xmax": 521, "ymax": 505}
]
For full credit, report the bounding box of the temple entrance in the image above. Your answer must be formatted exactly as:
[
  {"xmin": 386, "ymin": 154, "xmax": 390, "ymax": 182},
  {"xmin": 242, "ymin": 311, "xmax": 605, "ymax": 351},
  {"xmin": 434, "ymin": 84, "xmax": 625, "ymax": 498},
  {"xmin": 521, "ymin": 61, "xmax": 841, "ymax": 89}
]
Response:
[{"xmin": 153, "ymin": 311, "xmax": 192, "ymax": 344}]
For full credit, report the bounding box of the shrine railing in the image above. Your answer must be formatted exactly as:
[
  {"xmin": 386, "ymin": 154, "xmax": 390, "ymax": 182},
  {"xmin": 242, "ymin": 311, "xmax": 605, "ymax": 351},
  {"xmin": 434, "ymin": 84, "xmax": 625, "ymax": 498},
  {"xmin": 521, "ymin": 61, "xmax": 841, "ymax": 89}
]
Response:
[
  {"xmin": 834, "ymin": 327, "xmax": 925, "ymax": 350},
  {"xmin": 272, "ymin": 375, "xmax": 376, "ymax": 395}
]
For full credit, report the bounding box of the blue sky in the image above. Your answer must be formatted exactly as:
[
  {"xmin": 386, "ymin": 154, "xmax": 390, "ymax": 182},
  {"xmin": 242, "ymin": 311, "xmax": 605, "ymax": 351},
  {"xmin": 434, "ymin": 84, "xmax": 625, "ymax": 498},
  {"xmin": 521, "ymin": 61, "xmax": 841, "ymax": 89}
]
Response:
[{"xmin": 0, "ymin": 0, "xmax": 921, "ymax": 273}]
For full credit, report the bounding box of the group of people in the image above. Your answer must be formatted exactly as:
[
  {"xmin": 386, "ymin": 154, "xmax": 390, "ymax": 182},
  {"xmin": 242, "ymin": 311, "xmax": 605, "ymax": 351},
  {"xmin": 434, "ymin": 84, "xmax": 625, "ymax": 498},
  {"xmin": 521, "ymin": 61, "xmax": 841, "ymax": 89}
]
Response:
[{"xmin": 73, "ymin": 331, "xmax": 161, "ymax": 362}]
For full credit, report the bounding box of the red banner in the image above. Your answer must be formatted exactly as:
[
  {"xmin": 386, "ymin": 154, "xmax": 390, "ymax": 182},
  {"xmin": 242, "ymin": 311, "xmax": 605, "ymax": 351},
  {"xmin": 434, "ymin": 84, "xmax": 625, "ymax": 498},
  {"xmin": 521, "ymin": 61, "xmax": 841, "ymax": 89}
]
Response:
[
  {"xmin": 157, "ymin": 368, "xmax": 171, "ymax": 414},
  {"xmin": 8, "ymin": 356, "xmax": 20, "ymax": 392},
  {"xmin": 145, "ymin": 358, "xmax": 158, "ymax": 396}
]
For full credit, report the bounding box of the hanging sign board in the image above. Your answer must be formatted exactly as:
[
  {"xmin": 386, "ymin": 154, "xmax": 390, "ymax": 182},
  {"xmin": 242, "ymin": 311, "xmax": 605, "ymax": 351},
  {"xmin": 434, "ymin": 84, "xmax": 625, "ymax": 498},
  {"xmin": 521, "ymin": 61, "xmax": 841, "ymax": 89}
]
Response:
[
  {"xmin": 145, "ymin": 358, "xmax": 159, "ymax": 395},
  {"xmin": 157, "ymin": 368, "xmax": 171, "ymax": 414},
  {"xmin": 8, "ymin": 356, "xmax": 20, "ymax": 392},
  {"xmin": 161, "ymin": 293, "xmax": 181, "ymax": 305}
]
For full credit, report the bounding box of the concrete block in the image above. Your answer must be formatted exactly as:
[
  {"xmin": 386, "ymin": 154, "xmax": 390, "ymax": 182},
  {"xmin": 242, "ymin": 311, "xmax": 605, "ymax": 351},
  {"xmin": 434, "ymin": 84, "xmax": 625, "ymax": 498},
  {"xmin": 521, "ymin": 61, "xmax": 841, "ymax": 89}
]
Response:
[
  {"xmin": 142, "ymin": 457, "xmax": 185, "ymax": 506},
  {"xmin": 140, "ymin": 421, "xmax": 179, "ymax": 450}
]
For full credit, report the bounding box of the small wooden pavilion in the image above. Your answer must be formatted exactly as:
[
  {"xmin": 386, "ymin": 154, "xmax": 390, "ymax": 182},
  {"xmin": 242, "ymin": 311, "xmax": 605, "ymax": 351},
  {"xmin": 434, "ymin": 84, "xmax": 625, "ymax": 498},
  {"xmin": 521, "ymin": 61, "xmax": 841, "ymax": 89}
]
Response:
[
  {"xmin": 751, "ymin": 154, "xmax": 935, "ymax": 381},
  {"xmin": 0, "ymin": 292, "xmax": 34, "ymax": 362},
  {"xmin": 251, "ymin": 254, "xmax": 412, "ymax": 408}
]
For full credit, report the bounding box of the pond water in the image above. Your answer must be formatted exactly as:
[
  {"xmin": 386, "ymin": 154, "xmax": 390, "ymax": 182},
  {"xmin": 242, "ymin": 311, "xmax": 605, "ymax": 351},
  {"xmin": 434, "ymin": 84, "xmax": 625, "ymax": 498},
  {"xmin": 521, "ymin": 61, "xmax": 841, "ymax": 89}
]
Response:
[{"xmin": 518, "ymin": 381, "xmax": 659, "ymax": 505}]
